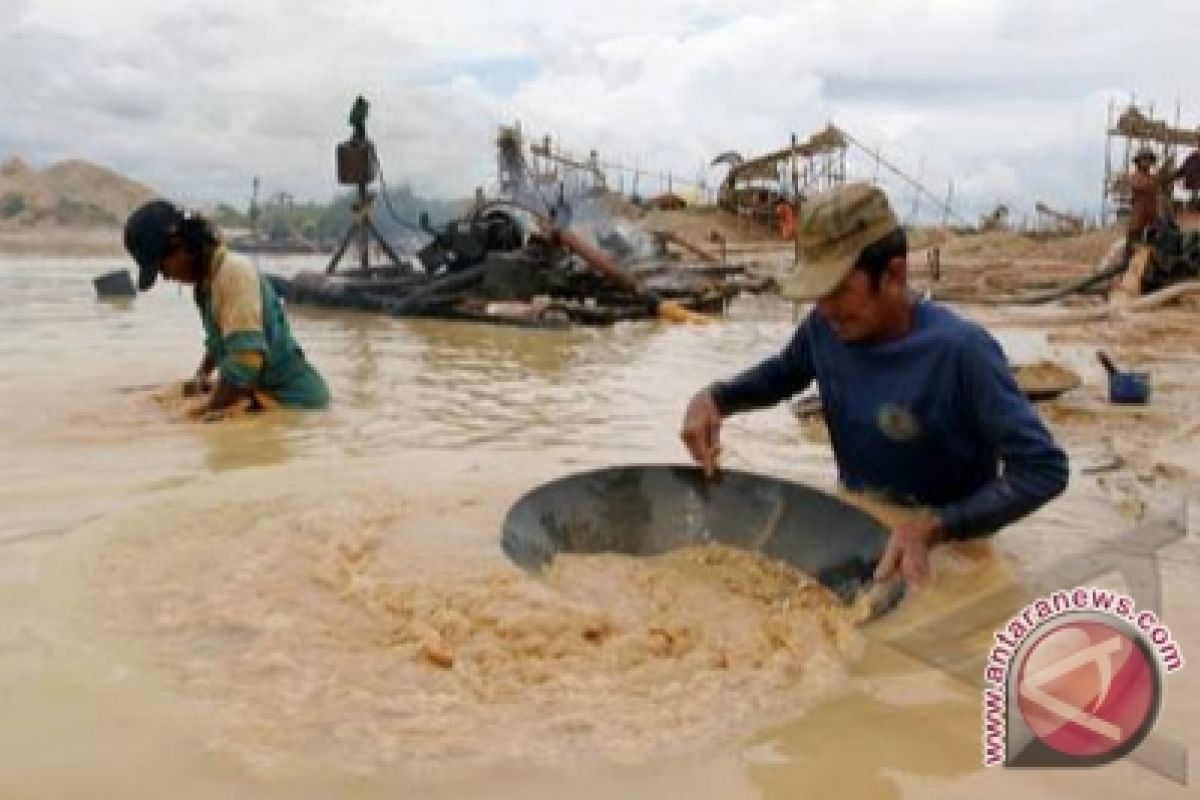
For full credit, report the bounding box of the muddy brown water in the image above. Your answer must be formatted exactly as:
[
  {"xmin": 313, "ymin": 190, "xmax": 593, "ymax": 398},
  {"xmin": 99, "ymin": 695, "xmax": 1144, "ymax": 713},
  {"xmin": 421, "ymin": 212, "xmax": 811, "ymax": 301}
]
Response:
[{"xmin": 1, "ymin": 255, "xmax": 1197, "ymax": 798}]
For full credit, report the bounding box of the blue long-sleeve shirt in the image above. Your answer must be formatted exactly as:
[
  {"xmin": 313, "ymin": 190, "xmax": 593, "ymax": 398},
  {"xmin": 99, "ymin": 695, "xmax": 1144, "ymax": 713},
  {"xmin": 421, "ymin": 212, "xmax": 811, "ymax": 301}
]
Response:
[{"xmin": 710, "ymin": 300, "xmax": 1068, "ymax": 539}]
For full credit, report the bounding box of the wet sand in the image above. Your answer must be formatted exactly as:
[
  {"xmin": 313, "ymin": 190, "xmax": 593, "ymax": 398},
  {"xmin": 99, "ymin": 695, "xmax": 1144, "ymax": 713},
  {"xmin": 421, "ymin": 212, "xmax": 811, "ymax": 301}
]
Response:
[
  {"xmin": 1, "ymin": 251, "xmax": 1198, "ymax": 798},
  {"xmin": 83, "ymin": 469, "xmax": 861, "ymax": 773}
]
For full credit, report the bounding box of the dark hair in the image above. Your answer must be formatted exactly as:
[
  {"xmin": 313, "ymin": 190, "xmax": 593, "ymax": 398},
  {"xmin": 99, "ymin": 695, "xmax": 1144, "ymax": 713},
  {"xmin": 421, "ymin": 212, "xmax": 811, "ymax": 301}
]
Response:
[
  {"xmin": 854, "ymin": 227, "xmax": 907, "ymax": 290},
  {"xmin": 177, "ymin": 213, "xmax": 220, "ymax": 255},
  {"xmin": 156, "ymin": 213, "xmax": 221, "ymax": 301},
  {"xmin": 167, "ymin": 213, "xmax": 221, "ymax": 282}
]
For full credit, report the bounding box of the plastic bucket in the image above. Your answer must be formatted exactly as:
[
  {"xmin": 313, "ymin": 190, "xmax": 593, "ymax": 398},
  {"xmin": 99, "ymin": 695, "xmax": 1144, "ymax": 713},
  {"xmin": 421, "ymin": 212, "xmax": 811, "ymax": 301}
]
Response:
[{"xmin": 1108, "ymin": 371, "xmax": 1151, "ymax": 404}]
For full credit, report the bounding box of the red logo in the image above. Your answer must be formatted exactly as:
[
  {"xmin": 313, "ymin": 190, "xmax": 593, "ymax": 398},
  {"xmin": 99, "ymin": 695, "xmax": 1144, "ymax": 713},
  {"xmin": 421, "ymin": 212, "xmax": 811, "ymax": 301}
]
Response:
[{"xmin": 1015, "ymin": 618, "xmax": 1159, "ymax": 760}]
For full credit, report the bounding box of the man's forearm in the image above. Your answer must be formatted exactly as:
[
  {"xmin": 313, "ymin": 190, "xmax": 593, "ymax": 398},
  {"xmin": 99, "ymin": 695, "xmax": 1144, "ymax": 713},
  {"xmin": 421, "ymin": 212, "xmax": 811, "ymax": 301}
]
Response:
[
  {"xmin": 710, "ymin": 360, "xmax": 794, "ymax": 415},
  {"xmin": 710, "ymin": 350, "xmax": 814, "ymax": 416},
  {"xmin": 708, "ymin": 316, "xmax": 816, "ymax": 416},
  {"xmin": 939, "ymin": 448, "xmax": 1069, "ymax": 539}
]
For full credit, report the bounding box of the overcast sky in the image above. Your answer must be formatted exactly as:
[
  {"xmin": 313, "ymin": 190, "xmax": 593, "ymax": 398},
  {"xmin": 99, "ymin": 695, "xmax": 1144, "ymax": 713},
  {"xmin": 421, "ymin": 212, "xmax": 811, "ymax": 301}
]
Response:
[{"xmin": 2, "ymin": 0, "xmax": 1198, "ymax": 221}]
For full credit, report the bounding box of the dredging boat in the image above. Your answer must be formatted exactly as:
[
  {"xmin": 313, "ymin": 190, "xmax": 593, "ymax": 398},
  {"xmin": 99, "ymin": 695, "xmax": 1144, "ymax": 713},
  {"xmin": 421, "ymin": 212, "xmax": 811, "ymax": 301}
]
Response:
[{"xmin": 269, "ymin": 202, "xmax": 765, "ymax": 328}]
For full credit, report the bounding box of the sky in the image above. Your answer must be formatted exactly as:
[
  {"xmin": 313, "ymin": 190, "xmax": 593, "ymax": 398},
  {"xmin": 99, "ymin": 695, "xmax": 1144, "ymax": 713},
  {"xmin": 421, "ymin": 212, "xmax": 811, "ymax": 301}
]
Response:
[{"xmin": 2, "ymin": 0, "xmax": 1198, "ymax": 222}]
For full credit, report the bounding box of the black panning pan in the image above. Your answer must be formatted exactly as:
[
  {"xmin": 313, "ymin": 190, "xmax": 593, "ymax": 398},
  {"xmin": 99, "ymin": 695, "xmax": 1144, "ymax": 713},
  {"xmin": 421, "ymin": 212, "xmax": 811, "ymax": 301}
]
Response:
[{"xmin": 502, "ymin": 464, "xmax": 901, "ymax": 616}]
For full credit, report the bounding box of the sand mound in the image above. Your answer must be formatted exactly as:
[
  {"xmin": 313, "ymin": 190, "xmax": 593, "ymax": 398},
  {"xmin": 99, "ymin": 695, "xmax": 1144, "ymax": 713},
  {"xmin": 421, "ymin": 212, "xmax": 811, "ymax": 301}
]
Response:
[
  {"xmin": 90, "ymin": 489, "xmax": 862, "ymax": 773},
  {"xmin": 1012, "ymin": 360, "xmax": 1082, "ymax": 399},
  {"xmin": 41, "ymin": 159, "xmax": 156, "ymax": 221},
  {"xmin": 939, "ymin": 227, "xmax": 1121, "ymax": 266},
  {"xmin": 0, "ymin": 154, "xmax": 155, "ymax": 226}
]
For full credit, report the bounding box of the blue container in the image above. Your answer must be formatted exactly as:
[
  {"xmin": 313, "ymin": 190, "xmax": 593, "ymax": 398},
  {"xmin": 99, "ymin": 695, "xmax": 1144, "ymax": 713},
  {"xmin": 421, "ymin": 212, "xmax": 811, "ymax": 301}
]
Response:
[{"xmin": 1108, "ymin": 371, "xmax": 1151, "ymax": 404}]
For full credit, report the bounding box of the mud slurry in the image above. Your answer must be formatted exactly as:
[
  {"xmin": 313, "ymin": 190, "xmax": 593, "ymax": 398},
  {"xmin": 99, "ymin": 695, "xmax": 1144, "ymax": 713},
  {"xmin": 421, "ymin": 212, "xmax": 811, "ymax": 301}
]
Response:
[{"xmin": 88, "ymin": 485, "xmax": 862, "ymax": 775}]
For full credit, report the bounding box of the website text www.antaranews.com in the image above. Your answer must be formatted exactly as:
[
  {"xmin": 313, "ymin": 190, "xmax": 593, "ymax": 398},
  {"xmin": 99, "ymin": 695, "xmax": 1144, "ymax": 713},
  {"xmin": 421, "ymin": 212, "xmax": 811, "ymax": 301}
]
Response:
[{"xmin": 981, "ymin": 585, "xmax": 1185, "ymax": 766}]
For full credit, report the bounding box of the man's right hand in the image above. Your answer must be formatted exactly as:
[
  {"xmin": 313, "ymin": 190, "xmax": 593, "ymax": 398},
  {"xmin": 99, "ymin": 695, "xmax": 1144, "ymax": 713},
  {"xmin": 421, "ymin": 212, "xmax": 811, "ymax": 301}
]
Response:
[{"xmin": 680, "ymin": 390, "xmax": 723, "ymax": 478}]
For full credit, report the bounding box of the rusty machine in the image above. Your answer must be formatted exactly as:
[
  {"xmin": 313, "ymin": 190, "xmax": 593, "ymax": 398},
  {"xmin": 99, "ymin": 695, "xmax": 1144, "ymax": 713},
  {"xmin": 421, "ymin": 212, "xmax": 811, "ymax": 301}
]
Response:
[{"xmin": 269, "ymin": 103, "xmax": 752, "ymax": 328}]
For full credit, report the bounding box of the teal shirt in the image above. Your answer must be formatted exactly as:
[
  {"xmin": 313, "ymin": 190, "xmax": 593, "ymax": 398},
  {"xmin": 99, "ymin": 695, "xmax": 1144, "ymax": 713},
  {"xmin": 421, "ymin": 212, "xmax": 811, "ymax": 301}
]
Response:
[{"xmin": 195, "ymin": 248, "xmax": 330, "ymax": 409}]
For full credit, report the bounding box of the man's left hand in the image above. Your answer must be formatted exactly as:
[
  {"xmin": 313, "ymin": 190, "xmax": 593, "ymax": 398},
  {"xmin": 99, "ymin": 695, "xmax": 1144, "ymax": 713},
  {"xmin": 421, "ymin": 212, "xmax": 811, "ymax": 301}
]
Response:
[{"xmin": 874, "ymin": 515, "xmax": 946, "ymax": 589}]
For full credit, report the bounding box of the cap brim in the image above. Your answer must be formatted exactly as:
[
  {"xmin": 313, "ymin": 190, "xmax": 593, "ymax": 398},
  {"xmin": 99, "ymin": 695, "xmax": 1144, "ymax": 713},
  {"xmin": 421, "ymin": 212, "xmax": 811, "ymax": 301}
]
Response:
[{"xmin": 777, "ymin": 255, "xmax": 854, "ymax": 302}]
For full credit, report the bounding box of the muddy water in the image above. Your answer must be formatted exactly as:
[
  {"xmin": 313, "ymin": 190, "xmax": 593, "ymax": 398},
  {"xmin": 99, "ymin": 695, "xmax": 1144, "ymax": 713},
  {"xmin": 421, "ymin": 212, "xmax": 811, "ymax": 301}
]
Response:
[{"xmin": 1, "ymin": 255, "xmax": 1197, "ymax": 798}]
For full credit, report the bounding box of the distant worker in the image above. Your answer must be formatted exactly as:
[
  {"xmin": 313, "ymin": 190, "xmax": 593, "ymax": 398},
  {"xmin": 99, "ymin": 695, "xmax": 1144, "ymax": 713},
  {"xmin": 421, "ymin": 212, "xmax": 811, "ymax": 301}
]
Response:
[
  {"xmin": 123, "ymin": 199, "xmax": 331, "ymax": 418},
  {"xmin": 1128, "ymin": 147, "xmax": 1162, "ymax": 240},
  {"xmin": 680, "ymin": 183, "xmax": 1068, "ymax": 587}
]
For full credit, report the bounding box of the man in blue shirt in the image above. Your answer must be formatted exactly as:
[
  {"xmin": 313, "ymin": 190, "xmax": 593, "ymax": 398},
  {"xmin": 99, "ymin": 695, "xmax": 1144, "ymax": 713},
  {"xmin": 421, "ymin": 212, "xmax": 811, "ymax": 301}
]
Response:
[{"xmin": 680, "ymin": 183, "xmax": 1067, "ymax": 587}]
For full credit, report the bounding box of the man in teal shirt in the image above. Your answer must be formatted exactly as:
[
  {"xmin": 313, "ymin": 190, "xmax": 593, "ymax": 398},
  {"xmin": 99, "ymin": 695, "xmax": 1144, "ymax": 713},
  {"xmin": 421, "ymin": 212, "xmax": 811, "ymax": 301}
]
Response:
[{"xmin": 124, "ymin": 199, "xmax": 330, "ymax": 416}]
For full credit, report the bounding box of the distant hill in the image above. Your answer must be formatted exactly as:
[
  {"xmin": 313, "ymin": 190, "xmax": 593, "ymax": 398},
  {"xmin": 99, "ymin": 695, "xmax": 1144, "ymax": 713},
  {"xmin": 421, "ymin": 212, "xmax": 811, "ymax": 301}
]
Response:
[{"xmin": 0, "ymin": 156, "xmax": 156, "ymax": 227}]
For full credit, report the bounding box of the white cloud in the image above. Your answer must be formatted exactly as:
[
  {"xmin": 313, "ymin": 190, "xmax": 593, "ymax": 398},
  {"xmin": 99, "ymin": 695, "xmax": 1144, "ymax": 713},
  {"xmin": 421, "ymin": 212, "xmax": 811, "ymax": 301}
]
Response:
[{"xmin": 1, "ymin": 0, "xmax": 1197, "ymax": 219}]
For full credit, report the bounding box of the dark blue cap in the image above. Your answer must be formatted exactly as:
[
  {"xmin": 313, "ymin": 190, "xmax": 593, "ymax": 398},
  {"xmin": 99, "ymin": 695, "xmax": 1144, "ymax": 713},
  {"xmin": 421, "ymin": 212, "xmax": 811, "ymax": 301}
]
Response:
[{"xmin": 123, "ymin": 199, "xmax": 183, "ymax": 291}]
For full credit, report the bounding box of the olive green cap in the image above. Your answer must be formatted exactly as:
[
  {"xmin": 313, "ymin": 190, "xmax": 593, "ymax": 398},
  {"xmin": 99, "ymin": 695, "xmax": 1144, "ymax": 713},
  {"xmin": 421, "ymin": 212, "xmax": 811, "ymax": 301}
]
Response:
[{"xmin": 779, "ymin": 182, "xmax": 899, "ymax": 301}]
